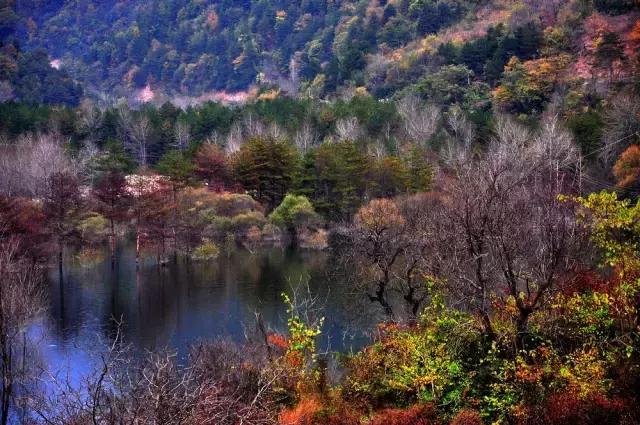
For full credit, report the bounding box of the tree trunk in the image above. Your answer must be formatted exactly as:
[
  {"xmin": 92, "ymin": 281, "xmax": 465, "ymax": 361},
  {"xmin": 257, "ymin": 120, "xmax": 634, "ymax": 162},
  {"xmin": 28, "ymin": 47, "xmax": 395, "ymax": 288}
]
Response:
[
  {"xmin": 404, "ymin": 285, "xmax": 422, "ymax": 319},
  {"xmin": 480, "ymin": 312, "xmax": 495, "ymax": 342},
  {"xmin": 172, "ymin": 188, "xmax": 178, "ymax": 263},
  {"xmin": 1, "ymin": 336, "xmax": 12, "ymax": 425},
  {"xmin": 58, "ymin": 242, "xmax": 63, "ymax": 281},
  {"xmin": 0, "ymin": 281, "xmax": 7, "ymax": 425},
  {"xmin": 369, "ymin": 279, "xmax": 393, "ymax": 316},
  {"xmin": 288, "ymin": 226, "xmax": 298, "ymax": 249},
  {"xmin": 135, "ymin": 227, "xmax": 140, "ymax": 268},
  {"xmin": 110, "ymin": 218, "xmax": 116, "ymax": 267},
  {"xmin": 516, "ymin": 309, "xmax": 532, "ymax": 352}
]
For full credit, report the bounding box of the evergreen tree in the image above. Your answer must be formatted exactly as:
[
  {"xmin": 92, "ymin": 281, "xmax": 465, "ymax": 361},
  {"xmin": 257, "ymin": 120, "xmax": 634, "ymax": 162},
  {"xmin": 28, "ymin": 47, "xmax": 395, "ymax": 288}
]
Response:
[{"xmin": 233, "ymin": 137, "xmax": 299, "ymax": 211}]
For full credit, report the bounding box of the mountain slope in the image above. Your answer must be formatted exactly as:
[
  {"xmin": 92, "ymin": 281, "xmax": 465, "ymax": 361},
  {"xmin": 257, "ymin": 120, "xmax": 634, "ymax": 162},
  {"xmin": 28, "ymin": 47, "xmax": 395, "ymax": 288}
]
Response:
[
  {"xmin": 15, "ymin": 0, "xmax": 479, "ymax": 98},
  {"xmin": 6, "ymin": 0, "xmax": 640, "ymax": 110}
]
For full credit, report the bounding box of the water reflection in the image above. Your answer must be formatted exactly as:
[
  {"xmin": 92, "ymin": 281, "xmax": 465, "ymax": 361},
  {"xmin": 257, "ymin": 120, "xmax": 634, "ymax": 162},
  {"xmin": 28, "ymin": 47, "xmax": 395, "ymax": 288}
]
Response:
[{"xmin": 45, "ymin": 245, "xmax": 375, "ymax": 362}]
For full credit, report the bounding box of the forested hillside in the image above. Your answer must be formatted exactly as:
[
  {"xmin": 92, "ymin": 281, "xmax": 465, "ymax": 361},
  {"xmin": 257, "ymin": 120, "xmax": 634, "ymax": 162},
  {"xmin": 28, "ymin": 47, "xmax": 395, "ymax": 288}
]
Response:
[{"xmin": 6, "ymin": 0, "xmax": 636, "ymax": 106}]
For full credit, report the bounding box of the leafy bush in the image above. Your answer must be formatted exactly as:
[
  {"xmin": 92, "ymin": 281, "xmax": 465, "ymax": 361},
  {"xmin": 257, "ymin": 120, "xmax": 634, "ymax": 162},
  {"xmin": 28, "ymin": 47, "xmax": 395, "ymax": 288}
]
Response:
[
  {"xmin": 345, "ymin": 294, "xmax": 481, "ymax": 409},
  {"xmin": 269, "ymin": 194, "xmax": 319, "ymax": 231},
  {"xmin": 192, "ymin": 240, "xmax": 220, "ymax": 261},
  {"xmin": 230, "ymin": 211, "xmax": 268, "ymax": 235},
  {"xmin": 77, "ymin": 212, "xmax": 108, "ymax": 246}
]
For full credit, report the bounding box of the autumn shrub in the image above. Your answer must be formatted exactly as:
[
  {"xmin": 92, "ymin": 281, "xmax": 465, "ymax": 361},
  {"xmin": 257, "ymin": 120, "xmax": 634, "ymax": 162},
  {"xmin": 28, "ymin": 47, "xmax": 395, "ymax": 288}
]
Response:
[
  {"xmin": 179, "ymin": 188, "xmax": 259, "ymax": 219},
  {"xmin": 281, "ymin": 293, "xmax": 324, "ymax": 389},
  {"xmin": 189, "ymin": 340, "xmax": 280, "ymax": 424},
  {"xmin": 298, "ymin": 228, "xmax": 328, "ymax": 250},
  {"xmin": 613, "ymin": 145, "xmax": 640, "ymax": 188},
  {"xmin": 277, "ymin": 392, "xmax": 362, "ymax": 425},
  {"xmin": 77, "ymin": 212, "xmax": 108, "ymax": 246},
  {"xmin": 74, "ymin": 247, "xmax": 108, "ymax": 265},
  {"xmin": 450, "ymin": 409, "xmax": 483, "ymax": 425},
  {"xmin": 267, "ymin": 333, "xmax": 289, "ymax": 351},
  {"xmin": 279, "ymin": 397, "xmax": 323, "ymax": 425},
  {"xmin": 192, "ymin": 240, "xmax": 220, "ymax": 261},
  {"xmin": 211, "ymin": 192, "xmax": 265, "ymax": 217},
  {"xmin": 341, "ymin": 189, "xmax": 640, "ymax": 423},
  {"xmin": 311, "ymin": 398, "xmax": 362, "ymax": 425},
  {"xmin": 368, "ymin": 403, "xmax": 440, "ymax": 425},
  {"xmin": 344, "ymin": 292, "xmax": 481, "ymax": 409},
  {"xmin": 542, "ymin": 392, "xmax": 630, "ymax": 425},
  {"xmin": 230, "ymin": 211, "xmax": 268, "ymax": 234}
]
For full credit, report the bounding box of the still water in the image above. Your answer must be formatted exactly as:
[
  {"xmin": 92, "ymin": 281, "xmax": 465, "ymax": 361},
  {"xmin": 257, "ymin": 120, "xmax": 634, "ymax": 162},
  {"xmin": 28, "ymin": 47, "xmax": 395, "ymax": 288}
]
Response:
[{"xmin": 42, "ymin": 245, "xmax": 376, "ymax": 368}]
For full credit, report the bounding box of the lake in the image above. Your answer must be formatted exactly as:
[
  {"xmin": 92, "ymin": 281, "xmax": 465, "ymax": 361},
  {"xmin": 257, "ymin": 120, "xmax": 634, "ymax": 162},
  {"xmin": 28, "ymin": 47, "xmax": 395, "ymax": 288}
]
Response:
[{"xmin": 40, "ymin": 244, "xmax": 378, "ymax": 373}]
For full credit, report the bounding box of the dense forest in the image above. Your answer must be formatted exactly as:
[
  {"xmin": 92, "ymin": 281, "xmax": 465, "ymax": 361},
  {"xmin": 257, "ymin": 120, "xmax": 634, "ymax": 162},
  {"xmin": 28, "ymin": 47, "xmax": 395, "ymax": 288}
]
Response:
[
  {"xmin": 0, "ymin": 0, "xmax": 634, "ymax": 104},
  {"xmin": 2, "ymin": 0, "xmax": 640, "ymax": 424}
]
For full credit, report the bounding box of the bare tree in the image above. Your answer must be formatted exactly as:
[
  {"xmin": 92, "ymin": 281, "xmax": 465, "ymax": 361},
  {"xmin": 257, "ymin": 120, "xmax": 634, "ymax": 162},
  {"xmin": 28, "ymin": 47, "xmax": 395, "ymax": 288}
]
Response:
[
  {"xmin": 128, "ymin": 116, "xmax": 152, "ymax": 167},
  {"xmin": 76, "ymin": 99, "xmax": 103, "ymax": 145},
  {"xmin": 294, "ymin": 121, "xmax": 318, "ymax": 152},
  {"xmin": 267, "ymin": 123, "xmax": 286, "ymax": 142},
  {"xmin": 599, "ymin": 93, "xmax": 640, "ymax": 167},
  {"xmin": 0, "ymin": 133, "xmax": 74, "ymax": 198},
  {"xmin": 396, "ymin": 95, "xmax": 441, "ymax": 145},
  {"xmin": 367, "ymin": 139, "xmax": 388, "ymax": 159},
  {"xmin": 173, "ymin": 120, "xmax": 191, "ymax": 152},
  {"xmin": 203, "ymin": 131, "xmax": 222, "ymax": 147},
  {"xmin": 335, "ymin": 117, "xmax": 362, "ymax": 142},
  {"xmin": 118, "ymin": 106, "xmax": 151, "ymax": 167},
  {"xmin": 0, "ymin": 240, "xmax": 45, "ymax": 425},
  {"xmin": 443, "ymin": 105, "xmax": 475, "ymax": 165},
  {"xmin": 243, "ymin": 114, "xmax": 266, "ymax": 139},
  {"xmin": 116, "ymin": 103, "xmax": 132, "ymax": 148},
  {"xmin": 342, "ymin": 195, "xmax": 445, "ymax": 319},
  {"xmin": 530, "ymin": 115, "xmax": 579, "ymax": 169},
  {"xmin": 225, "ymin": 123, "xmax": 244, "ymax": 155},
  {"xmin": 342, "ymin": 116, "xmax": 585, "ymax": 342},
  {"xmin": 436, "ymin": 116, "xmax": 585, "ymax": 348},
  {"xmin": 365, "ymin": 53, "xmax": 392, "ymax": 89}
]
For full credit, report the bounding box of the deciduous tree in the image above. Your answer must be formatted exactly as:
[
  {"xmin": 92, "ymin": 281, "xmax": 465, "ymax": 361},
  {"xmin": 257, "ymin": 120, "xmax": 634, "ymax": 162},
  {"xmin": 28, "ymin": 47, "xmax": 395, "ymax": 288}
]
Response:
[
  {"xmin": 93, "ymin": 170, "xmax": 131, "ymax": 263},
  {"xmin": 0, "ymin": 241, "xmax": 44, "ymax": 425},
  {"xmin": 194, "ymin": 143, "xmax": 232, "ymax": 191},
  {"xmin": 43, "ymin": 172, "xmax": 82, "ymax": 270}
]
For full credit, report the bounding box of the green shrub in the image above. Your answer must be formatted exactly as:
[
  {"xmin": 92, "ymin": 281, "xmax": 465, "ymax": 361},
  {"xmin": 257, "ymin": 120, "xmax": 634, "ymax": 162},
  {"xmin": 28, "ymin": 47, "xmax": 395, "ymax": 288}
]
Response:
[{"xmin": 192, "ymin": 240, "xmax": 220, "ymax": 261}]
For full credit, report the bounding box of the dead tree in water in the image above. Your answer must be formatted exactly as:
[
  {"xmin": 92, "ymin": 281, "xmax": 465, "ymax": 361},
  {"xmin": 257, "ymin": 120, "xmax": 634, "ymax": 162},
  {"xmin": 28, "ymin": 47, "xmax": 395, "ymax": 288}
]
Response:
[{"xmin": 0, "ymin": 240, "xmax": 45, "ymax": 425}]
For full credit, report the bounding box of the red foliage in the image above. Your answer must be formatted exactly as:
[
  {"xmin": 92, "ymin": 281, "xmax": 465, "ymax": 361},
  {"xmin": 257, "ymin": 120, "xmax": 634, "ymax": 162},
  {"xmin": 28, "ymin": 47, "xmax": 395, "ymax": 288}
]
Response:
[
  {"xmin": 0, "ymin": 196, "xmax": 48, "ymax": 260},
  {"xmin": 543, "ymin": 392, "xmax": 629, "ymax": 425},
  {"xmin": 629, "ymin": 20, "xmax": 640, "ymax": 52},
  {"xmin": 93, "ymin": 170, "xmax": 131, "ymax": 223},
  {"xmin": 561, "ymin": 270, "xmax": 611, "ymax": 296},
  {"xmin": 279, "ymin": 396, "xmax": 362, "ymax": 425},
  {"xmin": 374, "ymin": 322, "xmax": 417, "ymax": 342},
  {"xmin": 267, "ymin": 333, "xmax": 289, "ymax": 351},
  {"xmin": 279, "ymin": 397, "xmax": 323, "ymax": 425},
  {"xmin": 194, "ymin": 144, "xmax": 232, "ymax": 192},
  {"xmin": 451, "ymin": 410, "xmax": 483, "ymax": 425},
  {"xmin": 0, "ymin": 196, "xmax": 44, "ymax": 236},
  {"xmin": 369, "ymin": 404, "xmax": 440, "ymax": 425},
  {"xmin": 132, "ymin": 177, "xmax": 174, "ymax": 260},
  {"xmin": 613, "ymin": 145, "xmax": 640, "ymax": 188}
]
